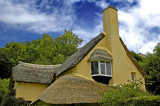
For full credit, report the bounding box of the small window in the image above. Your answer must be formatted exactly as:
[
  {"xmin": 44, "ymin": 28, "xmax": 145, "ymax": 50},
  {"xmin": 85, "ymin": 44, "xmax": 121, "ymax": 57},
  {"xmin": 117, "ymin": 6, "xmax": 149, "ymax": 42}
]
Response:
[
  {"xmin": 91, "ymin": 61, "xmax": 112, "ymax": 77},
  {"xmin": 131, "ymin": 72, "xmax": 135, "ymax": 82}
]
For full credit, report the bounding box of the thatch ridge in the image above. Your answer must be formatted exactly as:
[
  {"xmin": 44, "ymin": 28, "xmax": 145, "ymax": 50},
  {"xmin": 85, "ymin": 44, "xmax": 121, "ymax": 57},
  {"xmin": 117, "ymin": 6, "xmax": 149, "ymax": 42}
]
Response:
[
  {"xmin": 12, "ymin": 61, "xmax": 61, "ymax": 84},
  {"xmin": 32, "ymin": 75, "xmax": 110, "ymax": 104},
  {"xmin": 56, "ymin": 33, "xmax": 105, "ymax": 76},
  {"xmin": 88, "ymin": 49, "xmax": 112, "ymax": 61}
]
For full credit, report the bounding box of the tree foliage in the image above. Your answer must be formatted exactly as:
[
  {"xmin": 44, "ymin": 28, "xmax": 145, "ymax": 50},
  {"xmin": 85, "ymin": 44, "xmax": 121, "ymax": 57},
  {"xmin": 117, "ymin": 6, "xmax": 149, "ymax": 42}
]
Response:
[
  {"xmin": 139, "ymin": 43, "xmax": 160, "ymax": 95},
  {"xmin": 0, "ymin": 49, "xmax": 12, "ymax": 79},
  {"xmin": 1, "ymin": 89, "xmax": 29, "ymax": 106},
  {"xmin": 4, "ymin": 30, "xmax": 82, "ymax": 65},
  {"xmin": 0, "ymin": 79, "xmax": 9, "ymax": 103},
  {"xmin": 130, "ymin": 51, "xmax": 143, "ymax": 62}
]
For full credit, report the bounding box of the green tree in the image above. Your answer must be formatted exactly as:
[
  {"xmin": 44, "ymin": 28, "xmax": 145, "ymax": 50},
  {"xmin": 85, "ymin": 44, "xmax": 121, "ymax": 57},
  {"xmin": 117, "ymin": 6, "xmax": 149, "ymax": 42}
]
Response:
[
  {"xmin": 0, "ymin": 79, "xmax": 9, "ymax": 103},
  {"xmin": 0, "ymin": 49, "xmax": 12, "ymax": 79},
  {"xmin": 34, "ymin": 34, "xmax": 57, "ymax": 64},
  {"xmin": 55, "ymin": 30, "xmax": 83, "ymax": 58},
  {"xmin": 4, "ymin": 30, "xmax": 82, "ymax": 65},
  {"xmin": 130, "ymin": 51, "xmax": 143, "ymax": 62},
  {"xmin": 5, "ymin": 42, "xmax": 25, "ymax": 66},
  {"xmin": 1, "ymin": 89, "xmax": 29, "ymax": 106},
  {"xmin": 139, "ymin": 43, "xmax": 160, "ymax": 95}
]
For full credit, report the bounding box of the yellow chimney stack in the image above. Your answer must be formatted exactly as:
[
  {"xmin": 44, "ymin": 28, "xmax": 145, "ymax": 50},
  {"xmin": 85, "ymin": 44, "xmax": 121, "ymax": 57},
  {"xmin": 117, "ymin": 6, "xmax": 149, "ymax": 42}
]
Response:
[{"xmin": 103, "ymin": 6, "xmax": 119, "ymax": 36}]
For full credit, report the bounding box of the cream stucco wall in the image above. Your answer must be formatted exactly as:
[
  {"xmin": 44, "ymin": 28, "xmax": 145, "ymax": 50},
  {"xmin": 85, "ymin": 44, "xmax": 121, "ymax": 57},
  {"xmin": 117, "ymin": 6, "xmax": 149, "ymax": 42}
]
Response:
[
  {"xmin": 57, "ymin": 7, "xmax": 145, "ymax": 88},
  {"xmin": 15, "ymin": 82, "xmax": 48, "ymax": 101}
]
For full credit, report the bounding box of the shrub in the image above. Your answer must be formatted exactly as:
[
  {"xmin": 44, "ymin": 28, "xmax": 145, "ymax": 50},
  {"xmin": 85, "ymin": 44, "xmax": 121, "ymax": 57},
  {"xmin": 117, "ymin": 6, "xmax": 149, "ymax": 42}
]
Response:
[
  {"xmin": 101, "ymin": 79, "xmax": 151, "ymax": 106},
  {"xmin": 1, "ymin": 89, "xmax": 30, "ymax": 106},
  {"xmin": 122, "ymin": 96, "xmax": 160, "ymax": 106},
  {"xmin": 0, "ymin": 79, "xmax": 9, "ymax": 103}
]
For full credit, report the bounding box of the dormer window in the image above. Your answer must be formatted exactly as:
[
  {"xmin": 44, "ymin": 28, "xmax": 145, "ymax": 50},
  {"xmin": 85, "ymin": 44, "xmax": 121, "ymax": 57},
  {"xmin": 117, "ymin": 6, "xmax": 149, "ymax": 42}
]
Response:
[
  {"xmin": 88, "ymin": 49, "xmax": 112, "ymax": 84},
  {"xmin": 91, "ymin": 61, "xmax": 112, "ymax": 77}
]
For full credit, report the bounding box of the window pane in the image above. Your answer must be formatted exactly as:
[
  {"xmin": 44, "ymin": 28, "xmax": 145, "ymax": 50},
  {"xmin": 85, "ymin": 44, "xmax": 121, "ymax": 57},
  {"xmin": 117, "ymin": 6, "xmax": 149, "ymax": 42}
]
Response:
[
  {"xmin": 91, "ymin": 61, "xmax": 99, "ymax": 75},
  {"xmin": 106, "ymin": 62, "xmax": 111, "ymax": 75},
  {"xmin": 131, "ymin": 73, "xmax": 135, "ymax": 82},
  {"xmin": 101, "ymin": 63, "xmax": 106, "ymax": 74}
]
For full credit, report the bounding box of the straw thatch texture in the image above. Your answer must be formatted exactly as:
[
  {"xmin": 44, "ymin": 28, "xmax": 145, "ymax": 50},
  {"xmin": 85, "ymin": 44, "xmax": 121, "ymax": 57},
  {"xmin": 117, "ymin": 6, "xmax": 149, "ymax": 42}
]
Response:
[
  {"xmin": 88, "ymin": 49, "xmax": 112, "ymax": 61},
  {"xmin": 56, "ymin": 33, "xmax": 105, "ymax": 76},
  {"xmin": 12, "ymin": 61, "xmax": 61, "ymax": 84},
  {"xmin": 32, "ymin": 75, "xmax": 109, "ymax": 104}
]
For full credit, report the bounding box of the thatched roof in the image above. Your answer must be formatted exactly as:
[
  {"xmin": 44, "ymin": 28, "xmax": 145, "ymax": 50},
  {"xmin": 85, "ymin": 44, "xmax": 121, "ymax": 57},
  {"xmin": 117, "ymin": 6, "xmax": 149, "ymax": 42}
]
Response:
[
  {"xmin": 56, "ymin": 33, "xmax": 105, "ymax": 76},
  {"xmin": 12, "ymin": 61, "xmax": 61, "ymax": 84},
  {"xmin": 32, "ymin": 75, "xmax": 110, "ymax": 104},
  {"xmin": 88, "ymin": 49, "xmax": 112, "ymax": 61}
]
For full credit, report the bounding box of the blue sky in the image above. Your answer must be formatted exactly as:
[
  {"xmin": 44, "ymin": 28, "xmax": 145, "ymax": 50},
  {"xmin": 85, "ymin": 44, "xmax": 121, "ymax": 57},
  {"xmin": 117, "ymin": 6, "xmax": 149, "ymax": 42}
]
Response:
[{"xmin": 0, "ymin": 0, "xmax": 160, "ymax": 53}]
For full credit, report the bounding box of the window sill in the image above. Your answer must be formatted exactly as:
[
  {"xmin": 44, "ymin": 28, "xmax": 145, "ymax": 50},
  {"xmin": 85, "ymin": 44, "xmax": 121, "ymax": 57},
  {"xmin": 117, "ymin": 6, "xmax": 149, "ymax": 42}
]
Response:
[{"xmin": 91, "ymin": 74, "xmax": 112, "ymax": 77}]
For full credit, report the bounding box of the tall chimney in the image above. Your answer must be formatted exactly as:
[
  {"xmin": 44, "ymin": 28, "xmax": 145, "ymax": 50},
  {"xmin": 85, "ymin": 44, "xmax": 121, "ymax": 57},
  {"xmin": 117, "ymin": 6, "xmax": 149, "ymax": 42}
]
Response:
[
  {"xmin": 103, "ymin": 6, "xmax": 119, "ymax": 36},
  {"xmin": 102, "ymin": 6, "xmax": 119, "ymax": 52},
  {"xmin": 103, "ymin": 6, "xmax": 128, "ymax": 85}
]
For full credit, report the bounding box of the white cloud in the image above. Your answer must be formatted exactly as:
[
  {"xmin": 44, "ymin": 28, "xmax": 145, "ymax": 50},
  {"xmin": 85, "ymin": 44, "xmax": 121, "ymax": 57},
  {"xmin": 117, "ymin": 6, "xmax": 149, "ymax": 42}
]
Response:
[
  {"xmin": 95, "ymin": 0, "xmax": 109, "ymax": 9},
  {"xmin": 139, "ymin": 42, "xmax": 157, "ymax": 53},
  {"xmin": 73, "ymin": 17, "xmax": 103, "ymax": 46},
  {"xmin": 0, "ymin": 0, "xmax": 76, "ymax": 33},
  {"xmin": 158, "ymin": 35, "xmax": 160, "ymax": 40},
  {"xmin": 0, "ymin": 0, "xmax": 47, "ymax": 24},
  {"xmin": 118, "ymin": 0, "xmax": 160, "ymax": 54},
  {"xmin": 0, "ymin": 0, "xmax": 105, "ymax": 38},
  {"xmin": 113, "ymin": 0, "xmax": 135, "ymax": 3}
]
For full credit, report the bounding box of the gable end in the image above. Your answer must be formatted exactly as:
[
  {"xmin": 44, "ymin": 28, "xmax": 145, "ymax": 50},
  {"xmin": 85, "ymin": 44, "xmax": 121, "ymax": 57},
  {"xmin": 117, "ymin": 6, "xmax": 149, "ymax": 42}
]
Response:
[{"xmin": 119, "ymin": 37, "xmax": 147, "ymax": 79}]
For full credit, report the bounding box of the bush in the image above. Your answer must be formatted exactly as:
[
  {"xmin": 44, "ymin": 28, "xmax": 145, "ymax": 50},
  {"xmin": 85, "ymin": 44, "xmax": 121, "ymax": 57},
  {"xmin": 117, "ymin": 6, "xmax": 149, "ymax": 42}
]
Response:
[
  {"xmin": 0, "ymin": 79, "xmax": 9, "ymax": 103},
  {"xmin": 122, "ymin": 96, "xmax": 160, "ymax": 106},
  {"xmin": 101, "ymin": 80, "xmax": 151, "ymax": 106},
  {"xmin": 1, "ymin": 89, "xmax": 30, "ymax": 106}
]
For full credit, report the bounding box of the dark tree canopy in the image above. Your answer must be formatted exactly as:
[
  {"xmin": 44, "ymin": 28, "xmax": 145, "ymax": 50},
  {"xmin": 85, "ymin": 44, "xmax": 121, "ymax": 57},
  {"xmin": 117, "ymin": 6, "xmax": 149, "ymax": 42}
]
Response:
[
  {"xmin": 130, "ymin": 51, "xmax": 143, "ymax": 62},
  {"xmin": 139, "ymin": 43, "xmax": 160, "ymax": 95},
  {"xmin": 0, "ymin": 49, "xmax": 12, "ymax": 79}
]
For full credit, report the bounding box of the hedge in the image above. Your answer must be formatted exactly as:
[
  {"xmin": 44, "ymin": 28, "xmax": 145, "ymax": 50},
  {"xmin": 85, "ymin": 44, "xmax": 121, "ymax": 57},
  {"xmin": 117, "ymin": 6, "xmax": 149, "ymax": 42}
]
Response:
[{"xmin": 122, "ymin": 96, "xmax": 160, "ymax": 106}]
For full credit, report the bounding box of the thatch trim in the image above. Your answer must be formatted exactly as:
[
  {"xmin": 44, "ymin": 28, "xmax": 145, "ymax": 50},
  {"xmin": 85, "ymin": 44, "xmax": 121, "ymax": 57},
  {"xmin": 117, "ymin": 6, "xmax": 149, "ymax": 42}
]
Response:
[
  {"xmin": 12, "ymin": 61, "xmax": 61, "ymax": 84},
  {"xmin": 32, "ymin": 75, "xmax": 110, "ymax": 104},
  {"xmin": 88, "ymin": 49, "xmax": 112, "ymax": 61},
  {"xmin": 119, "ymin": 38, "xmax": 147, "ymax": 79},
  {"xmin": 56, "ymin": 33, "xmax": 105, "ymax": 76}
]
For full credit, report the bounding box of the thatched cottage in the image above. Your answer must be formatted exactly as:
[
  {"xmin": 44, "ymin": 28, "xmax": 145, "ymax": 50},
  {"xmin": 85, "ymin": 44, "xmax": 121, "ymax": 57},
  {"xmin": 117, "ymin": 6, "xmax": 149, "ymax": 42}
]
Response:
[{"xmin": 10, "ymin": 6, "xmax": 146, "ymax": 106}]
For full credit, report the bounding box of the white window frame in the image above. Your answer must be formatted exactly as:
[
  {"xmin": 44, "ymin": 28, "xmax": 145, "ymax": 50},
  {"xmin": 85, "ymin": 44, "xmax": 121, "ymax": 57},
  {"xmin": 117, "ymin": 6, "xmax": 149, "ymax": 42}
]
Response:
[{"xmin": 90, "ymin": 61, "xmax": 112, "ymax": 77}]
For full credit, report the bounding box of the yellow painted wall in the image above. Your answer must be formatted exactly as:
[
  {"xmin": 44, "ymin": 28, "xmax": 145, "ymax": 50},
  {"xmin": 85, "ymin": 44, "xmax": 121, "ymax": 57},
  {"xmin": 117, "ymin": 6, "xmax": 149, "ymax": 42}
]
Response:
[
  {"xmin": 15, "ymin": 82, "xmax": 48, "ymax": 101},
  {"xmin": 57, "ymin": 7, "xmax": 145, "ymax": 89}
]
